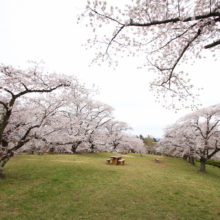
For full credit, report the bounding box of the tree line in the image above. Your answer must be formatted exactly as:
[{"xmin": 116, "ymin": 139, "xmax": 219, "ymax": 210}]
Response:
[{"xmin": 0, "ymin": 62, "xmax": 143, "ymax": 178}]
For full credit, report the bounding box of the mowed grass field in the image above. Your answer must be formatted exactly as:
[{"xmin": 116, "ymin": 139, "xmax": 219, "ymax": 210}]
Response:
[{"xmin": 1, "ymin": 153, "xmax": 220, "ymax": 220}]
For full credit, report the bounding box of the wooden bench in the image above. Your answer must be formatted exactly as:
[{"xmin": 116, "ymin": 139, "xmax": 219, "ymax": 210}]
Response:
[
  {"xmin": 106, "ymin": 158, "xmax": 113, "ymax": 164},
  {"xmin": 118, "ymin": 159, "xmax": 125, "ymax": 165}
]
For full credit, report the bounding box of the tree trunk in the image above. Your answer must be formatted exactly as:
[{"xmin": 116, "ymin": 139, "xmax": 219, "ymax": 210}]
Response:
[
  {"xmin": 0, "ymin": 166, "xmax": 5, "ymax": 179},
  {"xmin": 183, "ymin": 154, "xmax": 188, "ymax": 161},
  {"xmin": 200, "ymin": 158, "xmax": 206, "ymax": 172},
  {"xmin": 71, "ymin": 141, "xmax": 82, "ymax": 153},
  {"xmin": 71, "ymin": 144, "xmax": 77, "ymax": 153},
  {"xmin": 49, "ymin": 146, "xmax": 55, "ymax": 152},
  {"xmin": 0, "ymin": 151, "xmax": 14, "ymax": 179},
  {"xmin": 190, "ymin": 156, "xmax": 195, "ymax": 165},
  {"xmin": 122, "ymin": 147, "xmax": 124, "ymax": 154},
  {"xmin": 90, "ymin": 144, "xmax": 95, "ymax": 153}
]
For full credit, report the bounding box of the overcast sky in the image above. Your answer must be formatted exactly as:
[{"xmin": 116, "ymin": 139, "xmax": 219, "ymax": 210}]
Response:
[{"xmin": 0, "ymin": 0, "xmax": 219, "ymax": 138}]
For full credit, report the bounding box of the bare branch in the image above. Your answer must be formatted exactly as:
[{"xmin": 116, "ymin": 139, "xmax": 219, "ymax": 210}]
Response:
[
  {"xmin": 106, "ymin": 24, "xmax": 125, "ymax": 55},
  {"xmin": 204, "ymin": 39, "xmax": 220, "ymax": 49},
  {"xmin": 128, "ymin": 12, "xmax": 220, "ymax": 27}
]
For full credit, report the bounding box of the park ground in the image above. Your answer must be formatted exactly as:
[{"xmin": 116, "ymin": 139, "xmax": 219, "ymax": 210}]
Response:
[{"xmin": 1, "ymin": 153, "xmax": 220, "ymax": 220}]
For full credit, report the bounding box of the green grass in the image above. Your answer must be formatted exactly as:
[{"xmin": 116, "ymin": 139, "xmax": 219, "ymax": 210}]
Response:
[{"xmin": 1, "ymin": 153, "xmax": 220, "ymax": 220}]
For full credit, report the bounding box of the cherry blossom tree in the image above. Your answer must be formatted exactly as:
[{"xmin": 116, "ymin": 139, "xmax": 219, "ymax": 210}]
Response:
[
  {"xmin": 79, "ymin": 101, "xmax": 114, "ymax": 152},
  {"xmin": 0, "ymin": 62, "xmax": 145, "ymax": 178},
  {"xmin": 124, "ymin": 134, "xmax": 145, "ymax": 156},
  {"xmin": 159, "ymin": 103, "xmax": 220, "ymax": 172},
  {"xmin": 180, "ymin": 104, "xmax": 220, "ymax": 171},
  {"xmin": 0, "ymin": 62, "xmax": 79, "ymax": 178},
  {"xmin": 102, "ymin": 120, "xmax": 132, "ymax": 152},
  {"xmin": 39, "ymin": 96, "xmax": 114, "ymax": 153},
  {"xmin": 35, "ymin": 88, "xmax": 95, "ymax": 153},
  {"xmin": 79, "ymin": 0, "xmax": 220, "ymax": 110},
  {"xmin": 158, "ymin": 123, "xmax": 197, "ymax": 164}
]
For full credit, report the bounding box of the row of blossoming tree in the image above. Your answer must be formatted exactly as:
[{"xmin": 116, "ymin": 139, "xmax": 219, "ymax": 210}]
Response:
[
  {"xmin": 157, "ymin": 104, "xmax": 220, "ymax": 172},
  {"xmin": 0, "ymin": 62, "xmax": 143, "ymax": 178}
]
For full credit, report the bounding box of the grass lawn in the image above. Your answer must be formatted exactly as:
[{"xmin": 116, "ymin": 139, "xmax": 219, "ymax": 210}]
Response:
[{"xmin": 1, "ymin": 153, "xmax": 220, "ymax": 220}]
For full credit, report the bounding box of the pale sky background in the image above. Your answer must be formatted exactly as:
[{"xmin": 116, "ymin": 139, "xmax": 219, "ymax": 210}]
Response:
[{"xmin": 0, "ymin": 0, "xmax": 219, "ymax": 138}]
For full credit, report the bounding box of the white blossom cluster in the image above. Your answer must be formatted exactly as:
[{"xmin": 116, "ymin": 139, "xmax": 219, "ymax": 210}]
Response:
[
  {"xmin": 78, "ymin": 0, "xmax": 220, "ymax": 110},
  {"xmin": 0, "ymin": 62, "xmax": 142, "ymax": 174},
  {"xmin": 157, "ymin": 103, "xmax": 220, "ymax": 171}
]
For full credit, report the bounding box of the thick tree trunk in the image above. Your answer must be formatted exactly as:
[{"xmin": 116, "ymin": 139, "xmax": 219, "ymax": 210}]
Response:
[
  {"xmin": 90, "ymin": 144, "xmax": 95, "ymax": 153},
  {"xmin": 0, "ymin": 166, "xmax": 5, "ymax": 179},
  {"xmin": 0, "ymin": 151, "xmax": 14, "ymax": 179},
  {"xmin": 49, "ymin": 146, "xmax": 55, "ymax": 153},
  {"xmin": 183, "ymin": 154, "xmax": 188, "ymax": 161},
  {"xmin": 71, "ymin": 141, "xmax": 82, "ymax": 153},
  {"xmin": 190, "ymin": 156, "xmax": 195, "ymax": 165},
  {"xmin": 71, "ymin": 145, "xmax": 77, "ymax": 153},
  {"xmin": 200, "ymin": 158, "xmax": 206, "ymax": 172}
]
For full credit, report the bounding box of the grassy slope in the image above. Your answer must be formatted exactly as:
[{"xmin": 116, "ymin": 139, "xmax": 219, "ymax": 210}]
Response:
[{"xmin": 1, "ymin": 153, "xmax": 220, "ymax": 220}]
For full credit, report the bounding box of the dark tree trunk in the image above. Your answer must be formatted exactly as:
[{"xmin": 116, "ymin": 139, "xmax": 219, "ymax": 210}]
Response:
[
  {"xmin": 90, "ymin": 144, "xmax": 95, "ymax": 153},
  {"xmin": 71, "ymin": 141, "xmax": 82, "ymax": 153},
  {"xmin": 183, "ymin": 154, "xmax": 188, "ymax": 161},
  {"xmin": 200, "ymin": 158, "xmax": 206, "ymax": 172},
  {"xmin": 49, "ymin": 146, "xmax": 55, "ymax": 152},
  {"xmin": 0, "ymin": 167, "xmax": 5, "ymax": 179},
  {"xmin": 0, "ymin": 151, "xmax": 14, "ymax": 179},
  {"xmin": 113, "ymin": 143, "xmax": 119, "ymax": 150},
  {"xmin": 71, "ymin": 145, "xmax": 77, "ymax": 153},
  {"xmin": 190, "ymin": 156, "xmax": 195, "ymax": 165},
  {"xmin": 188, "ymin": 156, "xmax": 191, "ymax": 163}
]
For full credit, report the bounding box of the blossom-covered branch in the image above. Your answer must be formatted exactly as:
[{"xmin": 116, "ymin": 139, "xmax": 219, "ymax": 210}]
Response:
[{"xmin": 79, "ymin": 0, "xmax": 220, "ymax": 110}]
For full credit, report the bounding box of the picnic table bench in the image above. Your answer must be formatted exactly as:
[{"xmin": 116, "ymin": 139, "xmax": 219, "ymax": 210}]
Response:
[
  {"xmin": 117, "ymin": 159, "xmax": 126, "ymax": 165},
  {"xmin": 106, "ymin": 156, "xmax": 126, "ymax": 165},
  {"xmin": 106, "ymin": 158, "xmax": 113, "ymax": 164}
]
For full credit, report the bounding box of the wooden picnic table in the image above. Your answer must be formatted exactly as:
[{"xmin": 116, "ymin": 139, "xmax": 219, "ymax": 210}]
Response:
[{"xmin": 110, "ymin": 155, "xmax": 122, "ymax": 165}]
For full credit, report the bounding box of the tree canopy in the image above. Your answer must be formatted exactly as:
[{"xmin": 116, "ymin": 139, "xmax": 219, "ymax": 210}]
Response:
[
  {"xmin": 158, "ymin": 103, "xmax": 220, "ymax": 171},
  {"xmin": 0, "ymin": 62, "xmax": 143, "ymax": 178},
  {"xmin": 79, "ymin": 0, "xmax": 220, "ymax": 110}
]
